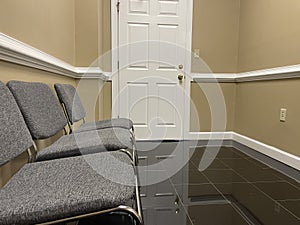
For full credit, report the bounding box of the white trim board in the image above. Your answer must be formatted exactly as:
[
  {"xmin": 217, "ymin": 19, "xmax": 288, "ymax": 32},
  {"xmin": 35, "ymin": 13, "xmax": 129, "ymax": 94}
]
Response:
[
  {"xmin": 111, "ymin": 0, "xmax": 194, "ymax": 121},
  {"xmin": 187, "ymin": 131, "xmax": 300, "ymax": 171},
  {"xmin": 1, "ymin": 32, "xmax": 300, "ymax": 82},
  {"xmin": 188, "ymin": 131, "xmax": 234, "ymax": 140},
  {"xmin": 192, "ymin": 64, "xmax": 300, "ymax": 83},
  {"xmin": 0, "ymin": 33, "xmax": 109, "ymax": 80}
]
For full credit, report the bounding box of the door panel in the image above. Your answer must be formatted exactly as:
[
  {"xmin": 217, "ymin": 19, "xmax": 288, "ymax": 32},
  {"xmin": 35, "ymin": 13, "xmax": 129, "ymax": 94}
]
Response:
[
  {"xmin": 157, "ymin": 24, "xmax": 179, "ymax": 69},
  {"xmin": 127, "ymin": 23, "xmax": 149, "ymax": 68},
  {"xmin": 156, "ymin": 83, "xmax": 177, "ymax": 126},
  {"xmin": 158, "ymin": 1, "xmax": 179, "ymax": 16},
  {"xmin": 128, "ymin": 82, "xmax": 149, "ymax": 126},
  {"xmin": 118, "ymin": 0, "xmax": 188, "ymax": 140},
  {"xmin": 129, "ymin": 0, "xmax": 149, "ymax": 15}
]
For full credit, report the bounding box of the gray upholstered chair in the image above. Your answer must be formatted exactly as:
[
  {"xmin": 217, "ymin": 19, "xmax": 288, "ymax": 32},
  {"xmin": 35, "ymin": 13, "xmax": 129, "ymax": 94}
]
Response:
[
  {"xmin": 7, "ymin": 81, "xmax": 136, "ymax": 163},
  {"xmin": 54, "ymin": 83, "xmax": 134, "ymax": 134},
  {"xmin": 0, "ymin": 81, "xmax": 142, "ymax": 225}
]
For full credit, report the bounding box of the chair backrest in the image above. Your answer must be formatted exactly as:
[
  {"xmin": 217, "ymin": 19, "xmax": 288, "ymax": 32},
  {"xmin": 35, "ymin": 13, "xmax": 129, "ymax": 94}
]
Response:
[
  {"xmin": 54, "ymin": 83, "xmax": 86, "ymax": 124},
  {"xmin": 0, "ymin": 81, "xmax": 33, "ymax": 166},
  {"xmin": 7, "ymin": 81, "xmax": 68, "ymax": 140}
]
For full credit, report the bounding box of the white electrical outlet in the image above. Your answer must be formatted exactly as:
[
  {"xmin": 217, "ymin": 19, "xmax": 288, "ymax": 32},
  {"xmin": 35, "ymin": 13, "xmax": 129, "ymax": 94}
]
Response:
[{"xmin": 280, "ymin": 108, "xmax": 287, "ymax": 122}]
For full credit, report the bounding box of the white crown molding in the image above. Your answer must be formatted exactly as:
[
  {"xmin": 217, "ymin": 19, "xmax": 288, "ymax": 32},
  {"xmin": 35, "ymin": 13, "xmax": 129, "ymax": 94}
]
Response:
[
  {"xmin": 0, "ymin": 32, "xmax": 109, "ymax": 80},
  {"xmin": 187, "ymin": 131, "xmax": 300, "ymax": 170},
  {"xmin": 192, "ymin": 64, "xmax": 300, "ymax": 83}
]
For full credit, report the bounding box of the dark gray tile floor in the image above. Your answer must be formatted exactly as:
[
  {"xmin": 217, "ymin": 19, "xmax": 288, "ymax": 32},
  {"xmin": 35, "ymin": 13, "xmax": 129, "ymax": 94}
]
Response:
[{"xmin": 136, "ymin": 141, "xmax": 300, "ymax": 225}]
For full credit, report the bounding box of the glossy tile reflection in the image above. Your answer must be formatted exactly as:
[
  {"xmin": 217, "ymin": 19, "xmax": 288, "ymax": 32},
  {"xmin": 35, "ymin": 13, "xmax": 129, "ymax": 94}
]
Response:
[
  {"xmin": 136, "ymin": 141, "xmax": 300, "ymax": 225},
  {"xmin": 188, "ymin": 204, "xmax": 251, "ymax": 225}
]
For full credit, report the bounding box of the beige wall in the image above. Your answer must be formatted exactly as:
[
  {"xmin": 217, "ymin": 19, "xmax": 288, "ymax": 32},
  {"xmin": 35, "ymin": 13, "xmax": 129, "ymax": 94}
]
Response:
[
  {"xmin": 0, "ymin": 0, "xmax": 75, "ymax": 65},
  {"xmin": 238, "ymin": 0, "xmax": 300, "ymax": 72},
  {"xmin": 0, "ymin": 61, "xmax": 76, "ymax": 88},
  {"xmin": 0, "ymin": 152, "xmax": 28, "ymax": 188},
  {"xmin": 73, "ymin": 0, "xmax": 111, "ymax": 121},
  {"xmin": 75, "ymin": 80, "xmax": 112, "ymax": 123},
  {"xmin": 99, "ymin": 81, "xmax": 112, "ymax": 120},
  {"xmin": 0, "ymin": 0, "xmax": 112, "ymax": 122},
  {"xmin": 190, "ymin": 0, "xmax": 300, "ymax": 158},
  {"xmin": 235, "ymin": 80, "xmax": 300, "ymax": 157},
  {"xmin": 192, "ymin": 0, "xmax": 240, "ymax": 73},
  {"xmin": 2, "ymin": 0, "xmax": 299, "ymax": 72},
  {"xmin": 192, "ymin": 0, "xmax": 300, "ymax": 73},
  {"xmin": 190, "ymin": 78, "xmax": 300, "ymax": 157},
  {"xmin": 234, "ymin": 0, "xmax": 300, "ymax": 157},
  {"xmin": 75, "ymin": 0, "xmax": 99, "ymax": 66},
  {"xmin": 75, "ymin": 79, "xmax": 111, "ymax": 122},
  {"xmin": 190, "ymin": 82, "xmax": 236, "ymax": 132},
  {"xmin": 0, "ymin": 0, "xmax": 111, "ymax": 67},
  {"xmin": 75, "ymin": 0, "xmax": 112, "ymax": 69},
  {"xmin": 100, "ymin": 0, "xmax": 112, "ymax": 72}
]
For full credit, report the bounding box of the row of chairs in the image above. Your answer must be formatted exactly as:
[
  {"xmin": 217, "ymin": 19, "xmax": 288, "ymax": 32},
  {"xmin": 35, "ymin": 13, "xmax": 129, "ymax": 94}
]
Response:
[{"xmin": 0, "ymin": 80, "xmax": 142, "ymax": 224}]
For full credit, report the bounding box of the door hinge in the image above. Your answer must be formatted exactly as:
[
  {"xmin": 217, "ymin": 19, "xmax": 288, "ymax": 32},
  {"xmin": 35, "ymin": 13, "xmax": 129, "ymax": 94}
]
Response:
[
  {"xmin": 117, "ymin": 60, "xmax": 120, "ymax": 70},
  {"xmin": 117, "ymin": 1, "xmax": 120, "ymax": 13}
]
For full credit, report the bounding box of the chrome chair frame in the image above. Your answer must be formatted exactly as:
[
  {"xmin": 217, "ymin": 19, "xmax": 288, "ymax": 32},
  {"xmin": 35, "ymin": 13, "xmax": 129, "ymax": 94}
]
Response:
[
  {"xmin": 25, "ymin": 146, "xmax": 143, "ymax": 225},
  {"xmin": 60, "ymin": 102, "xmax": 139, "ymax": 166},
  {"xmin": 1, "ymin": 81, "xmax": 143, "ymax": 224}
]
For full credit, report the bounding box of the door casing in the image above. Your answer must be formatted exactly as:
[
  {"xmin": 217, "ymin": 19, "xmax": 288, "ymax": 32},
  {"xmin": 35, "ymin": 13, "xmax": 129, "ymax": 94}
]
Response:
[{"xmin": 111, "ymin": 0, "xmax": 194, "ymax": 140}]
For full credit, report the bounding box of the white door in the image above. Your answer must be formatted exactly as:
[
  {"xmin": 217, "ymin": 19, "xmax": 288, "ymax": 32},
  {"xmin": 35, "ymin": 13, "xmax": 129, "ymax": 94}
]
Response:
[{"xmin": 114, "ymin": 0, "xmax": 191, "ymax": 140}]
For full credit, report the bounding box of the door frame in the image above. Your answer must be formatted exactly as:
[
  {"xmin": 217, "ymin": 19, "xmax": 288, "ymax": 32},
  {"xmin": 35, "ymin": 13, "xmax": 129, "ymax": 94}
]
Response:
[{"xmin": 111, "ymin": 0, "xmax": 194, "ymax": 140}]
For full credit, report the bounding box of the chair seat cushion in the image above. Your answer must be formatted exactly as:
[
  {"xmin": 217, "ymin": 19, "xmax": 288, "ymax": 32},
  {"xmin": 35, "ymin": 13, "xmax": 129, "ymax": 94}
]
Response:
[
  {"xmin": 76, "ymin": 118, "xmax": 134, "ymax": 133},
  {"xmin": 36, "ymin": 128, "xmax": 133, "ymax": 162},
  {"xmin": 0, "ymin": 152, "xmax": 135, "ymax": 225}
]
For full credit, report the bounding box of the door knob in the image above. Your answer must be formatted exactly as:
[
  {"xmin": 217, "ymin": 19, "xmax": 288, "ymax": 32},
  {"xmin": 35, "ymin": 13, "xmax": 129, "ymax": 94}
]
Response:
[
  {"xmin": 178, "ymin": 64, "xmax": 183, "ymax": 70},
  {"xmin": 178, "ymin": 74, "xmax": 184, "ymax": 81}
]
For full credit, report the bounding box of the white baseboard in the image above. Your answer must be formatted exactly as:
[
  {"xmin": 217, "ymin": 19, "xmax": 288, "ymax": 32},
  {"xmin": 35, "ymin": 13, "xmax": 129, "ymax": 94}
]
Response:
[
  {"xmin": 232, "ymin": 133, "xmax": 300, "ymax": 170},
  {"xmin": 187, "ymin": 131, "xmax": 300, "ymax": 170},
  {"xmin": 188, "ymin": 131, "xmax": 234, "ymax": 140}
]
